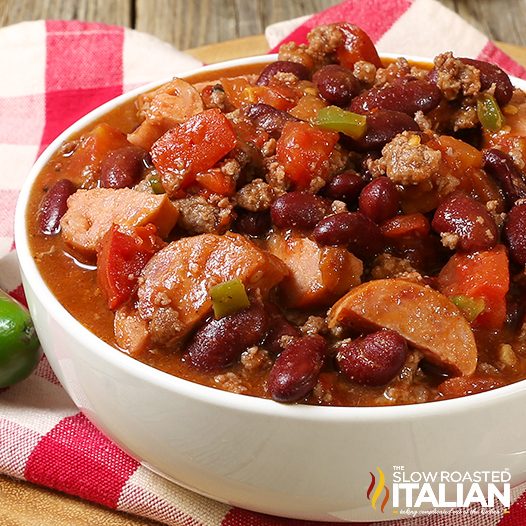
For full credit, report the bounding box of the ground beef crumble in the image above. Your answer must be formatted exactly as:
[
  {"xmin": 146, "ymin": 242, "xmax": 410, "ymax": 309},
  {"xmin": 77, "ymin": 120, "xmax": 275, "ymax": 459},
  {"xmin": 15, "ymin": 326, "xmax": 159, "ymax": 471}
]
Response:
[
  {"xmin": 383, "ymin": 352, "xmax": 433, "ymax": 405},
  {"xmin": 214, "ymin": 372, "xmax": 247, "ymax": 394},
  {"xmin": 486, "ymin": 199, "xmax": 507, "ymax": 228},
  {"xmin": 410, "ymin": 66, "xmax": 429, "ymax": 81},
  {"xmin": 451, "ymin": 104, "xmax": 479, "ymax": 131},
  {"xmin": 353, "ymin": 60, "xmax": 376, "ymax": 86},
  {"xmin": 236, "ymin": 179, "xmax": 274, "ymax": 211},
  {"xmin": 220, "ymin": 158, "xmax": 242, "ymax": 182},
  {"xmin": 301, "ymin": 316, "xmax": 328, "ymax": 336},
  {"xmin": 176, "ymin": 195, "xmax": 232, "ymax": 234},
  {"xmin": 371, "ymin": 254, "xmax": 423, "ymax": 282},
  {"xmin": 148, "ymin": 306, "xmax": 183, "ymax": 348},
  {"xmin": 263, "ymin": 158, "xmax": 290, "ymax": 195},
  {"xmin": 278, "ymin": 24, "xmax": 343, "ymax": 68},
  {"xmin": 440, "ymin": 232, "xmax": 460, "ymax": 250},
  {"xmin": 278, "ymin": 42, "xmax": 313, "ymax": 68},
  {"xmin": 274, "ymin": 71, "xmax": 301, "ymax": 85},
  {"xmin": 308, "ymin": 176, "xmax": 327, "ymax": 194},
  {"xmin": 433, "ymin": 52, "xmax": 481, "ymax": 100},
  {"xmin": 374, "ymin": 131, "xmax": 441, "ymax": 185},
  {"xmin": 414, "ymin": 111, "xmax": 432, "ymax": 131},
  {"xmin": 328, "ymin": 143, "xmax": 350, "ymax": 174},
  {"xmin": 374, "ymin": 58, "xmax": 411, "ymax": 86},
  {"xmin": 305, "ymin": 24, "xmax": 344, "ymax": 65},
  {"xmin": 240, "ymin": 346, "xmax": 271, "ymax": 371},
  {"xmin": 331, "ymin": 200, "xmax": 347, "ymax": 213},
  {"xmin": 261, "ymin": 138, "xmax": 277, "ymax": 157}
]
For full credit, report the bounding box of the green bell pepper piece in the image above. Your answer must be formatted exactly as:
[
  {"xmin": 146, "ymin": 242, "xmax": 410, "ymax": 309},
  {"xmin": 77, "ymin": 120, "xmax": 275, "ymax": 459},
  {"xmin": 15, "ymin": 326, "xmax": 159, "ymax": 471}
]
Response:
[
  {"xmin": 210, "ymin": 278, "xmax": 250, "ymax": 319},
  {"xmin": 315, "ymin": 106, "xmax": 367, "ymax": 139},
  {"xmin": 477, "ymin": 93, "xmax": 505, "ymax": 131},
  {"xmin": 450, "ymin": 295, "xmax": 485, "ymax": 323}
]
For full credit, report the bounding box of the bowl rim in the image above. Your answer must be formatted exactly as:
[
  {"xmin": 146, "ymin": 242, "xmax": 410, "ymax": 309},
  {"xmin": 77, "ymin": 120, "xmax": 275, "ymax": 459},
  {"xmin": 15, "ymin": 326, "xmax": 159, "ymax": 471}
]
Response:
[{"xmin": 15, "ymin": 52, "xmax": 526, "ymax": 422}]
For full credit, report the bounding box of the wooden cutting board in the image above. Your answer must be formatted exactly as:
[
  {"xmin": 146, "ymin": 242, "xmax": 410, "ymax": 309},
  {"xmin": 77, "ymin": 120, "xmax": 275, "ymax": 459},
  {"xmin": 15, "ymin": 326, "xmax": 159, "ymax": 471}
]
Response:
[{"xmin": 3, "ymin": 34, "xmax": 526, "ymax": 526}]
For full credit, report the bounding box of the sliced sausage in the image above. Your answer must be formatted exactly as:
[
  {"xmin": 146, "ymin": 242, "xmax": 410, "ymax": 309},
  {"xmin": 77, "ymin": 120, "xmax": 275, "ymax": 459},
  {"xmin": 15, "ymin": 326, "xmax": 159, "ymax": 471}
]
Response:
[
  {"xmin": 114, "ymin": 303, "xmax": 150, "ymax": 356},
  {"xmin": 137, "ymin": 78, "xmax": 204, "ymax": 127},
  {"xmin": 267, "ymin": 233, "xmax": 363, "ymax": 308},
  {"xmin": 128, "ymin": 78, "xmax": 204, "ymax": 149},
  {"xmin": 60, "ymin": 188, "xmax": 179, "ymax": 259},
  {"xmin": 327, "ymin": 279, "xmax": 477, "ymax": 376},
  {"xmin": 137, "ymin": 233, "xmax": 288, "ymax": 348}
]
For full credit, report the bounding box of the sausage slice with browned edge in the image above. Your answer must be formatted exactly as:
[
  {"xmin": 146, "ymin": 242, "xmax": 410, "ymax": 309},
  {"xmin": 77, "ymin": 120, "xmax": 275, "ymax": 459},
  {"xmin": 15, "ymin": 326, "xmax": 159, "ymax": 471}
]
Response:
[
  {"xmin": 128, "ymin": 232, "xmax": 288, "ymax": 352},
  {"xmin": 60, "ymin": 188, "xmax": 179, "ymax": 259},
  {"xmin": 327, "ymin": 279, "xmax": 477, "ymax": 376}
]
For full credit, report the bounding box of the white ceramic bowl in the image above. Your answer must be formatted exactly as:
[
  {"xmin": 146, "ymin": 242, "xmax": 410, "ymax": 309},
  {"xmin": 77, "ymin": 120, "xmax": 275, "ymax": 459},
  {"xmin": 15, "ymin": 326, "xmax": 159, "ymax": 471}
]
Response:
[{"xmin": 15, "ymin": 54, "xmax": 526, "ymax": 522}]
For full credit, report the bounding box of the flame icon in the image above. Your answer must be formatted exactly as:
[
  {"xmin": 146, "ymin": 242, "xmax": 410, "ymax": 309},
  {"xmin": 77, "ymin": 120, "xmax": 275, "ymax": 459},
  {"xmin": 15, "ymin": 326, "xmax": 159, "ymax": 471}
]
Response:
[{"xmin": 367, "ymin": 467, "xmax": 390, "ymax": 513}]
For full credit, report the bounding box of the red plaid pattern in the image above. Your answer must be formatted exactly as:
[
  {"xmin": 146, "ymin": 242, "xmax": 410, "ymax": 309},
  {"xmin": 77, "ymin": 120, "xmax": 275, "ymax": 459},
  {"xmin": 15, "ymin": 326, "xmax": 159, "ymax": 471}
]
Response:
[{"xmin": 1, "ymin": 1, "xmax": 526, "ymax": 524}]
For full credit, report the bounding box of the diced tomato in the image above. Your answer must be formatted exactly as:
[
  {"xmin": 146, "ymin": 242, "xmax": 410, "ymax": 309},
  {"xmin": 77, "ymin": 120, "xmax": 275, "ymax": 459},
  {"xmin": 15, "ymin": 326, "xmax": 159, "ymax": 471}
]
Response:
[
  {"xmin": 220, "ymin": 77, "xmax": 251, "ymax": 108},
  {"xmin": 428, "ymin": 135, "xmax": 482, "ymax": 180},
  {"xmin": 66, "ymin": 124, "xmax": 128, "ymax": 186},
  {"xmin": 232, "ymin": 119, "xmax": 269, "ymax": 150},
  {"xmin": 97, "ymin": 224, "xmax": 165, "ymax": 310},
  {"xmin": 380, "ymin": 213, "xmax": 430, "ymax": 239},
  {"xmin": 336, "ymin": 23, "xmax": 382, "ymax": 68},
  {"xmin": 151, "ymin": 109, "xmax": 237, "ymax": 191},
  {"xmin": 437, "ymin": 245, "xmax": 510, "ymax": 330},
  {"xmin": 289, "ymin": 94, "xmax": 327, "ymax": 123},
  {"xmin": 276, "ymin": 121, "xmax": 339, "ymax": 188},
  {"xmin": 196, "ymin": 168, "xmax": 236, "ymax": 196}
]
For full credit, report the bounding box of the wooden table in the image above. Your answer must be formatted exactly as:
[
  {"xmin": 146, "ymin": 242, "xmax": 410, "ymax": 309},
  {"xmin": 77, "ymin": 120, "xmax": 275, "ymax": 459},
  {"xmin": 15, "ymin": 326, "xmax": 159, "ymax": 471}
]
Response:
[
  {"xmin": 1, "ymin": 1, "xmax": 526, "ymax": 525},
  {"xmin": 1, "ymin": 0, "xmax": 526, "ymax": 48}
]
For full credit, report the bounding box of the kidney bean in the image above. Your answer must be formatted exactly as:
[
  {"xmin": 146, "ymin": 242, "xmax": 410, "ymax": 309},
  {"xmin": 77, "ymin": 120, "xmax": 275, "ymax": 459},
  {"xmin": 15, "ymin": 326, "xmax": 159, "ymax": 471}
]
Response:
[
  {"xmin": 100, "ymin": 145, "xmax": 147, "ymax": 189},
  {"xmin": 323, "ymin": 169, "xmax": 367, "ymax": 204},
  {"xmin": 263, "ymin": 315, "xmax": 302, "ymax": 355},
  {"xmin": 336, "ymin": 330, "xmax": 407, "ymax": 386},
  {"xmin": 391, "ymin": 235, "xmax": 448, "ymax": 274},
  {"xmin": 243, "ymin": 103, "xmax": 298, "ymax": 138},
  {"xmin": 505, "ymin": 204, "xmax": 526, "ymax": 265},
  {"xmin": 313, "ymin": 65, "xmax": 360, "ymax": 106},
  {"xmin": 234, "ymin": 210, "xmax": 271, "ymax": 237},
  {"xmin": 267, "ymin": 334, "xmax": 327, "ymax": 402},
  {"xmin": 256, "ymin": 61, "xmax": 310, "ymax": 86},
  {"xmin": 505, "ymin": 297, "xmax": 525, "ymax": 329},
  {"xmin": 483, "ymin": 148, "xmax": 526, "ymax": 207},
  {"xmin": 460, "ymin": 58, "xmax": 513, "ymax": 106},
  {"xmin": 186, "ymin": 304, "xmax": 268, "ymax": 372},
  {"xmin": 351, "ymin": 110, "xmax": 419, "ymax": 151},
  {"xmin": 358, "ymin": 177, "xmax": 400, "ymax": 223},
  {"xmin": 271, "ymin": 192, "xmax": 329, "ymax": 230},
  {"xmin": 312, "ymin": 212, "xmax": 385, "ymax": 260},
  {"xmin": 38, "ymin": 179, "xmax": 76, "ymax": 235},
  {"xmin": 431, "ymin": 191, "xmax": 498, "ymax": 252},
  {"xmin": 349, "ymin": 79, "xmax": 442, "ymax": 115}
]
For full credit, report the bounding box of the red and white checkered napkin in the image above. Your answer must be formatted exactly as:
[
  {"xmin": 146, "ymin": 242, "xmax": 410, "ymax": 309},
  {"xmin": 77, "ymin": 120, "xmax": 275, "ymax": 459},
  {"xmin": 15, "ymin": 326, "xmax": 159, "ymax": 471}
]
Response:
[{"xmin": 2, "ymin": 2, "xmax": 526, "ymax": 525}]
